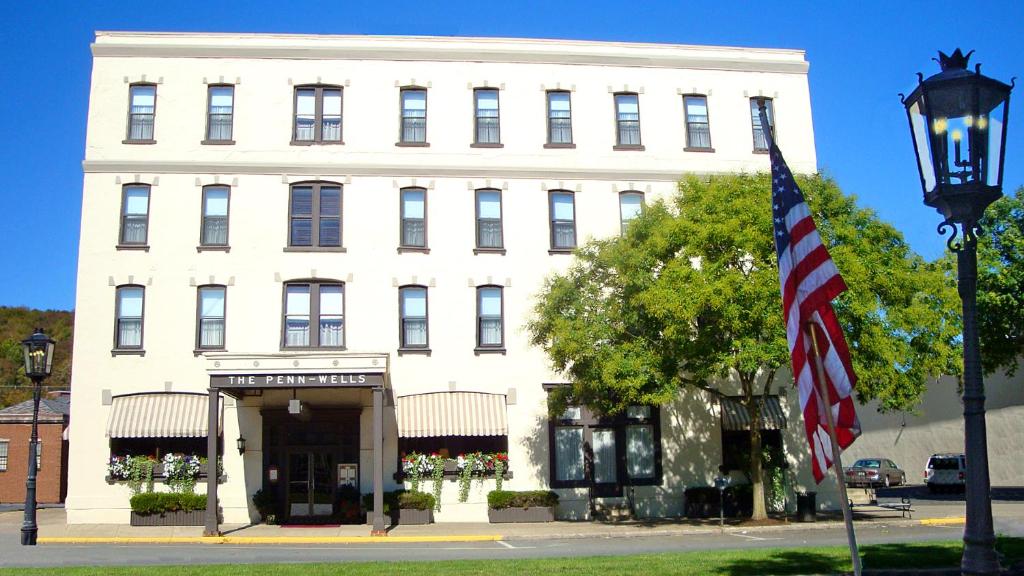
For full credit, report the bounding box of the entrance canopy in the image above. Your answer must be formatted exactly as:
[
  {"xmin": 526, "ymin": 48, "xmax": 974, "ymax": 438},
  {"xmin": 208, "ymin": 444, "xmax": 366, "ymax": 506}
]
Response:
[
  {"xmin": 106, "ymin": 392, "xmax": 222, "ymax": 438},
  {"xmin": 397, "ymin": 392, "xmax": 508, "ymax": 437},
  {"xmin": 719, "ymin": 396, "xmax": 787, "ymax": 431}
]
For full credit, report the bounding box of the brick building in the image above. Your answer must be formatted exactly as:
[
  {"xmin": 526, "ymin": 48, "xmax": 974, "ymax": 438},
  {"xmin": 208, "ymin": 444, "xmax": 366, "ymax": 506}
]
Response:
[{"xmin": 0, "ymin": 393, "xmax": 70, "ymax": 504}]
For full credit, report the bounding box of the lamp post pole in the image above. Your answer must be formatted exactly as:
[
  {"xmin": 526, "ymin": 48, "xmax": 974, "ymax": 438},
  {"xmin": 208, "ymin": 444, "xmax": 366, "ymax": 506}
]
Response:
[{"xmin": 20, "ymin": 376, "xmax": 43, "ymax": 546}]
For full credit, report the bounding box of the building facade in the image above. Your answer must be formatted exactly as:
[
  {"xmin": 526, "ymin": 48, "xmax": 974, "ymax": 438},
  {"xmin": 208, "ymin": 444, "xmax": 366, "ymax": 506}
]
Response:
[
  {"xmin": 0, "ymin": 394, "xmax": 70, "ymax": 504},
  {"xmin": 68, "ymin": 32, "xmax": 823, "ymax": 528}
]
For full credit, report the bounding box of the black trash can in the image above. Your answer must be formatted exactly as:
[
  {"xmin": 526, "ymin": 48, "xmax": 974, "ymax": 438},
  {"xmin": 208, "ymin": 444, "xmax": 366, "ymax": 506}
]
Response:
[{"xmin": 796, "ymin": 492, "xmax": 816, "ymax": 522}]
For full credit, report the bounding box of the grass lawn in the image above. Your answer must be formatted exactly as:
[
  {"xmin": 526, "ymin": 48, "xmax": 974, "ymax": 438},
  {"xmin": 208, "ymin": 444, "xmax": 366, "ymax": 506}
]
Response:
[{"xmin": 4, "ymin": 538, "xmax": 1022, "ymax": 576}]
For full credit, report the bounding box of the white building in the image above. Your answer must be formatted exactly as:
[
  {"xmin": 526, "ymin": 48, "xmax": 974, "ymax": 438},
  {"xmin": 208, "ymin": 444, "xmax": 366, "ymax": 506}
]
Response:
[{"xmin": 68, "ymin": 32, "xmax": 823, "ymax": 531}]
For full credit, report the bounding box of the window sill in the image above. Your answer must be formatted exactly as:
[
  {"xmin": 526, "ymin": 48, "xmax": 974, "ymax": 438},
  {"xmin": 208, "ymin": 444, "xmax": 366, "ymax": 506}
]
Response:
[
  {"xmin": 684, "ymin": 146, "xmax": 716, "ymax": 153},
  {"xmin": 395, "ymin": 142, "xmax": 430, "ymax": 147},
  {"xmin": 398, "ymin": 348, "xmax": 431, "ymax": 356},
  {"xmin": 544, "ymin": 143, "xmax": 576, "ymax": 149},
  {"xmin": 122, "ymin": 139, "xmax": 156, "ymax": 145},
  {"xmin": 290, "ymin": 140, "xmax": 344, "ymax": 146},
  {"xmin": 470, "ymin": 142, "xmax": 503, "ymax": 148},
  {"xmin": 473, "ymin": 247, "xmax": 506, "ymax": 255},
  {"xmin": 116, "ymin": 244, "xmax": 150, "ymax": 252},
  {"xmin": 548, "ymin": 248, "xmax": 575, "ymax": 255},
  {"xmin": 194, "ymin": 348, "xmax": 226, "ymax": 357},
  {"xmin": 397, "ymin": 246, "xmax": 430, "ymax": 254},
  {"xmin": 283, "ymin": 246, "xmax": 347, "ymax": 253},
  {"xmin": 197, "ymin": 245, "xmax": 230, "ymax": 253},
  {"xmin": 201, "ymin": 140, "xmax": 236, "ymax": 146},
  {"xmin": 474, "ymin": 347, "xmax": 506, "ymax": 355},
  {"xmin": 753, "ymin": 148, "xmax": 769, "ymax": 155},
  {"xmin": 111, "ymin": 349, "xmax": 145, "ymax": 357},
  {"xmin": 613, "ymin": 145, "xmax": 645, "ymax": 151}
]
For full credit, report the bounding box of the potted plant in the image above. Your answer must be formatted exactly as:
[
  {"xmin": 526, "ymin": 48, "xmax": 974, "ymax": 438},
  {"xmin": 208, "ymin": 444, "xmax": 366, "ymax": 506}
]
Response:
[
  {"xmin": 364, "ymin": 490, "xmax": 436, "ymax": 525},
  {"xmin": 486, "ymin": 490, "xmax": 558, "ymax": 523},
  {"xmin": 252, "ymin": 488, "xmax": 276, "ymax": 524},
  {"xmin": 129, "ymin": 492, "xmax": 211, "ymax": 526}
]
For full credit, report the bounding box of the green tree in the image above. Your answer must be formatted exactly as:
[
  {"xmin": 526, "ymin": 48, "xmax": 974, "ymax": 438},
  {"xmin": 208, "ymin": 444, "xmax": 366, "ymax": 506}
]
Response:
[
  {"xmin": 528, "ymin": 173, "xmax": 960, "ymax": 520},
  {"xmin": 976, "ymin": 187, "xmax": 1024, "ymax": 376},
  {"xmin": 0, "ymin": 307, "xmax": 74, "ymax": 408}
]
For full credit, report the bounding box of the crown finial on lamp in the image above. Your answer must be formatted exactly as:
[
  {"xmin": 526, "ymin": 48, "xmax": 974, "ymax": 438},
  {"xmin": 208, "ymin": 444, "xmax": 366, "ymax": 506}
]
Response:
[{"xmin": 935, "ymin": 49, "xmax": 974, "ymax": 71}]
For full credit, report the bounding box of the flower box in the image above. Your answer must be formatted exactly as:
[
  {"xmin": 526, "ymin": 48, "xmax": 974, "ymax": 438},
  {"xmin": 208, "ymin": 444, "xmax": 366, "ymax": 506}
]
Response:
[
  {"xmin": 365, "ymin": 508, "xmax": 434, "ymax": 526},
  {"xmin": 487, "ymin": 506, "xmax": 555, "ymax": 523},
  {"xmin": 130, "ymin": 510, "xmax": 206, "ymax": 526}
]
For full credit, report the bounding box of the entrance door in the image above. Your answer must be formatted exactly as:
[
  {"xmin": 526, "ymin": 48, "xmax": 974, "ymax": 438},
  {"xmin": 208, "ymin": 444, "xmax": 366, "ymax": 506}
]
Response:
[
  {"xmin": 288, "ymin": 451, "xmax": 334, "ymax": 517},
  {"xmin": 591, "ymin": 428, "xmax": 623, "ymax": 497}
]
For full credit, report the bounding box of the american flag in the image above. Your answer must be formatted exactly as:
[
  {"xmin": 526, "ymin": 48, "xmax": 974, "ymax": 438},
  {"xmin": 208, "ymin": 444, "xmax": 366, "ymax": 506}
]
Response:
[{"xmin": 771, "ymin": 143, "xmax": 861, "ymax": 484}]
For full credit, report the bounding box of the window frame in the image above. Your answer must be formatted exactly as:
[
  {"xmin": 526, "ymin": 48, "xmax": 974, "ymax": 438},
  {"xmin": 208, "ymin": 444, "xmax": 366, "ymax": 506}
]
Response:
[
  {"xmin": 124, "ymin": 83, "xmax": 157, "ymax": 144},
  {"xmin": 398, "ymin": 187, "xmax": 428, "ymax": 252},
  {"xmin": 291, "ymin": 85, "xmax": 344, "ymax": 145},
  {"xmin": 285, "ymin": 181, "xmax": 344, "ymax": 251},
  {"xmin": 113, "ymin": 285, "xmax": 146, "ymax": 353},
  {"xmin": 751, "ymin": 97, "xmax": 775, "ymax": 153},
  {"xmin": 545, "ymin": 90, "xmax": 574, "ymax": 148},
  {"xmin": 613, "ymin": 92, "xmax": 644, "ymax": 150},
  {"xmin": 475, "ymin": 285, "xmax": 505, "ymax": 352},
  {"xmin": 118, "ymin": 184, "xmax": 151, "ymax": 249},
  {"xmin": 474, "ymin": 188, "xmax": 504, "ymax": 253},
  {"xmin": 0, "ymin": 439, "xmax": 8, "ymax": 472},
  {"xmin": 618, "ymin": 191, "xmax": 644, "ymax": 234},
  {"xmin": 398, "ymin": 285, "xmax": 430, "ymax": 352},
  {"xmin": 203, "ymin": 84, "xmax": 235, "ymax": 144},
  {"xmin": 199, "ymin": 185, "xmax": 230, "ymax": 249},
  {"xmin": 472, "ymin": 88, "xmax": 502, "ymax": 147},
  {"xmin": 195, "ymin": 285, "xmax": 227, "ymax": 351},
  {"xmin": 280, "ymin": 281, "xmax": 346, "ymax": 350},
  {"xmin": 397, "ymin": 87, "xmax": 429, "ymax": 146},
  {"xmin": 548, "ymin": 190, "xmax": 577, "ymax": 253},
  {"xmin": 682, "ymin": 94, "xmax": 714, "ymax": 152}
]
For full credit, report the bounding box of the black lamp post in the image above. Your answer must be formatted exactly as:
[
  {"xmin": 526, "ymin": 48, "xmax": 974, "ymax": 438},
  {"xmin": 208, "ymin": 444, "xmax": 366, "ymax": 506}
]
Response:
[
  {"xmin": 902, "ymin": 49, "xmax": 1012, "ymax": 576},
  {"xmin": 19, "ymin": 328, "xmax": 55, "ymax": 546}
]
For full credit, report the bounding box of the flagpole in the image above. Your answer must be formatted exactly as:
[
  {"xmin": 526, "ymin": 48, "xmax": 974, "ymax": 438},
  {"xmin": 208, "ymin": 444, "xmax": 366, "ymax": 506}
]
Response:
[{"xmin": 806, "ymin": 322, "xmax": 862, "ymax": 576}]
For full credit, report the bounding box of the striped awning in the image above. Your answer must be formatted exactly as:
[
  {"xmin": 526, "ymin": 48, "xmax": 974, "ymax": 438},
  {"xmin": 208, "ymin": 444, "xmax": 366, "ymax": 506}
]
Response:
[
  {"xmin": 719, "ymin": 396, "xmax": 787, "ymax": 431},
  {"xmin": 106, "ymin": 393, "xmax": 222, "ymax": 438},
  {"xmin": 397, "ymin": 392, "xmax": 508, "ymax": 438}
]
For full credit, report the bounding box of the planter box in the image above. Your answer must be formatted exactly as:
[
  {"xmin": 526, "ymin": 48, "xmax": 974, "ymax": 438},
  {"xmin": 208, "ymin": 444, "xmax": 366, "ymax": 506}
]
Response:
[
  {"xmin": 130, "ymin": 509, "xmax": 206, "ymax": 526},
  {"xmin": 365, "ymin": 508, "xmax": 434, "ymax": 526},
  {"xmin": 487, "ymin": 506, "xmax": 555, "ymax": 523}
]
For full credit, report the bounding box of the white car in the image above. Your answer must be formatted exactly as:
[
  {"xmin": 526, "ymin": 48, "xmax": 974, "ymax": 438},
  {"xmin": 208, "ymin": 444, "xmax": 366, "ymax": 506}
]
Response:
[{"xmin": 925, "ymin": 453, "xmax": 966, "ymax": 492}]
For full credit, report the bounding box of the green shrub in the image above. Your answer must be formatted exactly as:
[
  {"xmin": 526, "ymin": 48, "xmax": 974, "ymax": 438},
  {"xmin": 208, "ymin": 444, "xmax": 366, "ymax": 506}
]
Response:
[
  {"xmin": 252, "ymin": 489, "xmax": 275, "ymax": 516},
  {"xmin": 362, "ymin": 490, "xmax": 403, "ymax": 513},
  {"xmin": 398, "ymin": 491, "xmax": 435, "ymax": 511},
  {"xmin": 130, "ymin": 492, "xmax": 207, "ymax": 515},
  {"xmin": 487, "ymin": 490, "xmax": 559, "ymax": 510}
]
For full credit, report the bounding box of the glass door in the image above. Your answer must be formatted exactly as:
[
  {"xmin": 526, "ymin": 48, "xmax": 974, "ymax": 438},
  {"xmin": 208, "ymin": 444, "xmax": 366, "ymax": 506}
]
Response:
[
  {"xmin": 288, "ymin": 451, "xmax": 335, "ymax": 517},
  {"xmin": 591, "ymin": 428, "xmax": 622, "ymax": 497},
  {"xmin": 288, "ymin": 452, "xmax": 311, "ymax": 517}
]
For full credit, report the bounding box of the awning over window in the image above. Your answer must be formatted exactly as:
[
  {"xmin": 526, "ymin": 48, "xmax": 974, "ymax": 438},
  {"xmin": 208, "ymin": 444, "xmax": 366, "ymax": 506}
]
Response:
[
  {"xmin": 397, "ymin": 392, "xmax": 507, "ymax": 438},
  {"xmin": 719, "ymin": 396, "xmax": 787, "ymax": 431},
  {"xmin": 106, "ymin": 393, "xmax": 222, "ymax": 438}
]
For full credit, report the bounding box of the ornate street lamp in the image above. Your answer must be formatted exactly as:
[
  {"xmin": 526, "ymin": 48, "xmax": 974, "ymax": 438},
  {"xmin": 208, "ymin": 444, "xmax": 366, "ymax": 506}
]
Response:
[
  {"xmin": 19, "ymin": 328, "xmax": 55, "ymax": 546},
  {"xmin": 902, "ymin": 49, "xmax": 1012, "ymax": 575}
]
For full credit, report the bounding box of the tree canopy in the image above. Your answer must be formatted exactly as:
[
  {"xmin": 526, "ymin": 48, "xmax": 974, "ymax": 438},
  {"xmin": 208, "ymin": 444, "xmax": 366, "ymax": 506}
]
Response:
[
  {"xmin": 0, "ymin": 307, "xmax": 74, "ymax": 408},
  {"xmin": 976, "ymin": 186, "xmax": 1024, "ymax": 376}
]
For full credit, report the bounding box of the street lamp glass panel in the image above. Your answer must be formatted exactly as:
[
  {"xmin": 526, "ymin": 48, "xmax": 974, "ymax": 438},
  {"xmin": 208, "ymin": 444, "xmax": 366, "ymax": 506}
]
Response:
[
  {"xmin": 20, "ymin": 330, "xmax": 55, "ymax": 379},
  {"xmin": 909, "ymin": 100, "xmax": 937, "ymax": 192},
  {"xmin": 986, "ymin": 100, "xmax": 1006, "ymax": 187}
]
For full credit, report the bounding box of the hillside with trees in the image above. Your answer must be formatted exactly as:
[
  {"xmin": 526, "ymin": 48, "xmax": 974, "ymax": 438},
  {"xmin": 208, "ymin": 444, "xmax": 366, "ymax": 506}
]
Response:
[{"xmin": 0, "ymin": 307, "xmax": 73, "ymax": 408}]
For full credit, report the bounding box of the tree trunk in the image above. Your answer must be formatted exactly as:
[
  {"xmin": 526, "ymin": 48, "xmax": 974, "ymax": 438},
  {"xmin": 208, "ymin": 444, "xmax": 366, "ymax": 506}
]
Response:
[{"xmin": 749, "ymin": 410, "xmax": 767, "ymax": 521}]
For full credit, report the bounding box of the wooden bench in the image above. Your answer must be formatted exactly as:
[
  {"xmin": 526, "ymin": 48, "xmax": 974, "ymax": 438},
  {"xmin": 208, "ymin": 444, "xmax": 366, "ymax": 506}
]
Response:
[{"xmin": 846, "ymin": 488, "xmax": 913, "ymax": 519}]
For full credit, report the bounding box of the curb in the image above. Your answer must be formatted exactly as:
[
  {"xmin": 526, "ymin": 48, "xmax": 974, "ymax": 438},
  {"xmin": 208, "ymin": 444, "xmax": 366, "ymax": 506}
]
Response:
[
  {"xmin": 918, "ymin": 517, "xmax": 966, "ymax": 526},
  {"xmin": 38, "ymin": 535, "xmax": 504, "ymax": 545}
]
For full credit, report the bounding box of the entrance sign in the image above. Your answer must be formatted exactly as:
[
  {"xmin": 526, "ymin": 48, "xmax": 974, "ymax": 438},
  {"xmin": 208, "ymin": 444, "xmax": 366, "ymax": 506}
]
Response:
[{"xmin": 210, "ymin": 373, "xmax": 384, "ymax": 389}]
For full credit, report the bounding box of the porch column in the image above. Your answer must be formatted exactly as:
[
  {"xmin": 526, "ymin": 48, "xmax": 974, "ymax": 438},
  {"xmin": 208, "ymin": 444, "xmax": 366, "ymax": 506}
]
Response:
[
  {"xmin": 204, "ymin": 387, "xmax": 220, "ymax": 537},
  {"xmin": 371, "ymin": 386, "xmax": 385, "ymax": 535}
]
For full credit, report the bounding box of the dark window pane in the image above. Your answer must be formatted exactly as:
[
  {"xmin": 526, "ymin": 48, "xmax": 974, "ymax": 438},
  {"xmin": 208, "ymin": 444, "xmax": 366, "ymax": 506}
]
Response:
[
  {"xmin": 319, "ymin": 218, "xmax": 340, "ymax": 246},
  {"xmin": 290, "ymin": 219, "xmax": 312, "ymax": 246},
  {"xmin": 320, "ymin": 188, "xmax": 341, "ymax": 216},
  {"xmin": 291, "ymin": 187, "xmax": 313, "ymax": 215}
]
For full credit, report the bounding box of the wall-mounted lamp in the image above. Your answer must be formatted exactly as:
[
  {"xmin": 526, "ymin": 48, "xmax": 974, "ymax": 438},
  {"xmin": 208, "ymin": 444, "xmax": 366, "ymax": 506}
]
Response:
[{"xmin": 236, "ymin": 436, "xmax": 246, "ymax": 455}]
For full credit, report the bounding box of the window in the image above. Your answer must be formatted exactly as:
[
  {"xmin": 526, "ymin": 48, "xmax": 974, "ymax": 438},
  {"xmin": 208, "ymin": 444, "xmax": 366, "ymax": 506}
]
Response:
[
  {"xmin": 0, "ymin": 440, "xmax": 7, "ymax": 472},
  {"xmin": 475, "ymin": 189, "xmax": 503, "ymax": 250},
  {"xmin": 203, "ymin": 85, "xmax": 234, "ymax": 143},
  {"xmin": 549, "ymin": 191, "xmax": 576, "ymax": 250},
  {"xmin": 399, "ymin": 286, "xmax": 428, "ymax": 349},
  {"xmin": 474, "ymin": 89, "xmax": 500, "ymax": 145},
  {"xmin": 619, "ymin": 191, "xmax": 643, "ymax": 234},
  {"xmin": 288, "ymin": 182, "xmax": 342, "ymax": 248},
  {"xmin": 283, "ymin": 282, "xmax": 344, "ymax": 349},
  {"xmin": 614, "ymin": 93, "xmax": 642, "ymax": 147},
  {"xmin": 200, "ymin": 186, "xmax": 229, "ymax": 247},
  {"xmin": 547, "ymin": 91, "xmax": 572, "ymax": 145},
  {"xmin": 683, "ymin": 95, "xmax": 712, "ymax": 150},
  {"xmin": 476, "ymin": 286, "xmax": 503, "ymax": 349},
  {"xmin": 196, "ymin": 285, "xmax": 226, "ymax": 350},
  {"xmin": 126, "ymin": 84, "xmax": 156, "ymax": 142},
  {"xmin": 119, "ymin": 185, "xmax": 150, "ymax": 246},
  {"xmin": 751, "ymin": 97, "xmax": 775, "ymax": 152},
  {"xmin": 400, "ymin": 187, "xmax": 426, "ymax": 249},
  {"xmin": 115, "ymin": 286, "xmax": 144, "ymax": 350},
  {"xmin": 293, "ymin": 86, "xmax": 342, "ymax": 143},
  {"xmin": 400, "ymin": 88, "xmax": 427, "ymax": 144},
  {"xmin": 35, "ymin": 440, "xmax": 41, "ymax": 471}
]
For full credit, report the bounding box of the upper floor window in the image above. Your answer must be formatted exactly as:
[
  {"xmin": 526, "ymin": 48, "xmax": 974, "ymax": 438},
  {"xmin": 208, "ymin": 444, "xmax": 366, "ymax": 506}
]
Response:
[
  {"xmin": 126, "ymin": 84, "xmax": 156, "ymax": 142},
  {"xmin": 683, "ymin": 95, "xmax": 712, "ymax": 150},
  {"xmin": 619, "ymin": 191, "xmax": 644, "ymax": 234},
  {"xmin": 400, "ymin": 187, "xmax": 427, "ymax": 249},
  {"xmin": 751, "ymin": 97, "xmax": 775, "ymax": 152},
  {"xmin": 196, "ymin": 285, "xmax": 226, "ymax": 350},
  {"xmin": 547, "ymin": 91, "xmax": 573, "ymax": 145},
  {"xmin": 474, "ymin": 89, "xmax": 500, "ymax": 145},
  {"xmin": 289, "ymin": 182, "xmax": 342, "ymax": 249},
  {"xmin": 119, "ymin": 185, "xmax": 150, "ymax": 247},
  {"xmin": 283, "ymin": 282, "xmax": 344, "ymax": 349},
  {"xmin": 293, "ymin": 86, "xmax": 342, "ymax": 144},
  {"xmin": 115, "ymin": 285, "xmax": 145, "ymax": 350},
  {"xmin": 400, "ymin": 88, "xmax": 427, "ymax": 144},
  {"xmin": 205, "ymin": 85, "xmax": 234, "ymax": 143},
  {"xmin": 476, "ymin": 286, "xmax": 503, "ymax": 349},
  {"xmin": 200, "ymin": 186, "xmax": 229, "ymax": 247},
  {"xmin": 399, "ymin": 286, "xmax": 429, "ymax": 349},
  {"xmin": 614, "ymin": 93, "xmax": 641, "ymax": 148},
  {"xmin": 549, "ymin": 190, "xmax": 576, "ymax": 251},
  {"xmin": 475, "ymin": 189, "xmax": 503, "ymax": 250}
]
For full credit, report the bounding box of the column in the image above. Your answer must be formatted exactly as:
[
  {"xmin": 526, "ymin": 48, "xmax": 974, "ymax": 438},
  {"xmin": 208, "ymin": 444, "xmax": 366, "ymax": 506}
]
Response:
[
  {"xmin": 371, "ymin": 386, "xmax": 385, "ymax": 535},
  {"xmin": 204, "ymin": 387, "xmax": 220, "ymax": 537}
]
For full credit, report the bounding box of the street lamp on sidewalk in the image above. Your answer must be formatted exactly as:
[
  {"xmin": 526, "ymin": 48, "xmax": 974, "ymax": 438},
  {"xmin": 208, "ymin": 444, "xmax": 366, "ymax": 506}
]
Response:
[
  {"xmin": 901, "ymin": 49, "xmax": 1012, "ymax": 575},
  {"xmin": 19, "ymin": 328, "xmax": 55, "ymax": 546}
]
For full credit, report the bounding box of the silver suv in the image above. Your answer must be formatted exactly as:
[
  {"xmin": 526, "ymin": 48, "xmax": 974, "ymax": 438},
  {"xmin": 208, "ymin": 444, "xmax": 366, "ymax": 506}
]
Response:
[{"xmin": 925, "ymin": 453, "xmax": 966, "ymax": 492}]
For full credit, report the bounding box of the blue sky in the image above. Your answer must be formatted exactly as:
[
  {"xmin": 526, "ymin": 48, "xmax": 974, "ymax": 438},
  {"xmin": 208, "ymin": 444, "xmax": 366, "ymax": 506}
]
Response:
[{"xmin": 2, "ymin": 0, "xmax": 1022, "ymax": 311}]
